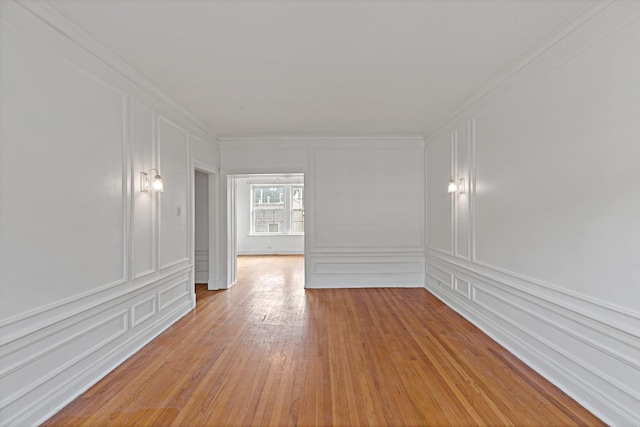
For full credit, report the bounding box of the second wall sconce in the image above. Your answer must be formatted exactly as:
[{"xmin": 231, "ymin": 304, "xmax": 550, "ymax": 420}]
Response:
[
  {"xmin": 141, "ymin": 169, "xmax": 164, "ymax": 192},
  {"xmin": 448, "ymin": 176, "xmax": 465, "ymax": 194}
]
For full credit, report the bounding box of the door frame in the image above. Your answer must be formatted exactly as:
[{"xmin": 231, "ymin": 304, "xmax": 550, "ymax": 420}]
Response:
[{"xmin": 193, "ymin": 161, "xmax": 219, "ymax": 291}]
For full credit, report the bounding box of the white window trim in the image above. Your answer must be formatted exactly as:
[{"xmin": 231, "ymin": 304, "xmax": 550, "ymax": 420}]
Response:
[{"xmin": 250, "ymin": 183, "xmax": 304, "ymax": 236}]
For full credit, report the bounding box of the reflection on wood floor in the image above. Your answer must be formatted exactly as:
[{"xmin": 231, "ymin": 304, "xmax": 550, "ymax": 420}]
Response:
[{"xmin": 44, "ymin": 255, "xmax": 603, "ymax": 426}]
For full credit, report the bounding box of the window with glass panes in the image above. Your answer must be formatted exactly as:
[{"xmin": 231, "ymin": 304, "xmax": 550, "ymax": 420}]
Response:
[
  {"xmin": 291, "ymin": 186, "xmax": 304, "ymax": 233},
  {"xmin": 251, "ymin": 185, "xmax": 303, "ymax": 235}
]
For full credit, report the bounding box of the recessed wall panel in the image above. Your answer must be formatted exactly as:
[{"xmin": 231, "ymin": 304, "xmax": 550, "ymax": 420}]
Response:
[
  {"xmin": 314, "ymin": 148, "xmax": 423, "ymax": 249},
  {"xmin": 132, "ymin": 102, "xmax": 155, "ymax": 277},
  {"xmin": 426, "ymin": 133, "xmax": 453, "ymax": 254},
  {"xmin": 474, "ymin": 19, "xmax": 640, "ymax": 309},
  {"xmin": 455, "ymin": 123, "xmax": 470, "ymax": 259},
  {"xmin": 0, "ymin": 23, "xmax": 125, "ymax": 318},
  {"xmin": 159, "ymin": 117, "xmax": 189, "ymax": 268}
]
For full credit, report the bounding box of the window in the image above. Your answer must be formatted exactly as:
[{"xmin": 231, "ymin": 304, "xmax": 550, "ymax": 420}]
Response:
[
  {"xmin": 291, "ymin": 186, "xmax": 304, "ymax": 234},
  {"xmin": 251, "ymin": 184, "xmax": 304, "ymax": 235}
]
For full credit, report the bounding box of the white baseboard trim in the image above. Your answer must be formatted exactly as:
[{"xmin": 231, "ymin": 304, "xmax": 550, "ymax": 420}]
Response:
[
  {"xmin": 22, "ymin": 300, "xmax": 191, "ymax": 427},
  {"xmin": 0, "ymin": 274, "xmax": 195, "ymax": 426},
  {"xmin": 425, "ymin": 258, "xmax": 640, "ymax": 426}
]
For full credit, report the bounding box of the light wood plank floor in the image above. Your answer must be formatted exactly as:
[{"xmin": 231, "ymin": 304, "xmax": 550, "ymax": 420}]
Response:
[{"xmin": 45, "ymin": 255, "xmax": 603, "ymax": 426}]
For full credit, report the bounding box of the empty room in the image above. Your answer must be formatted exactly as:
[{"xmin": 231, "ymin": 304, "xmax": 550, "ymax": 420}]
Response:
[{"xmin": 0, "ymin": 0, "xmax": 638, "ymax": 426}]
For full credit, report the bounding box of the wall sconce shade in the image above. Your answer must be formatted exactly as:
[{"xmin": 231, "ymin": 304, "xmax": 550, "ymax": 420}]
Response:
[
  {"xmin": 141, "ymin": 169, "xmax": 164, "ymax": 192},
  {"xmin": 448, "ymin": 176, "xmax": 465, "ymax": 194}
]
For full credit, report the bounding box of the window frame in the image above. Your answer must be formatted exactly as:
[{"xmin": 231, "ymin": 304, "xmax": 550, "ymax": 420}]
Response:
[{"xmin": 249, "ymin": 183, "xmax": 304, "ymax": 236}]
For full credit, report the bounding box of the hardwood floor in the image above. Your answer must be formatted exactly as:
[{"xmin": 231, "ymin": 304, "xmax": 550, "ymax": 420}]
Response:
[{"xmin": 44, "ymin": 255, "xmax": 603, "ymax": 426}]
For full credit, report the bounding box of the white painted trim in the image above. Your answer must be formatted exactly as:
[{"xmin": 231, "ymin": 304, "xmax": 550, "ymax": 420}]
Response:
[
  {"xmin": 6, "ymin": 0, "xmax": 219, "ymax": 140},
  {"xmin": 425, "ymin": 271, "xmax": 640, "ymax": 426},
  {"xmin": 428, "ymin": 250, "xmax": 640, "ymax": 329},
  {"xmin": 9, "ymin": 300, "xmax": 192, "ymax": 427},
  {"xmin": 424, "ymin": 1, "xmax": 617, "ymax": 140}
]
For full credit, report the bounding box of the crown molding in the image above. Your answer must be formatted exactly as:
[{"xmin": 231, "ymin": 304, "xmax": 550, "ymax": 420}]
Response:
[
  {"xmin": 4, "ymin": 0, "xmax": 219, "ymax": 141},
  {"xmin": 425, "ymin": 0, "xmax": 622, "ymax": 140}
]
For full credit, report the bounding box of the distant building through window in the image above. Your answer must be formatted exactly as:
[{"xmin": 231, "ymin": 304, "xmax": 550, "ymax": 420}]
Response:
[{"xmin": 251, "ymin": 184, "xmax": 304, "ymax": 235}]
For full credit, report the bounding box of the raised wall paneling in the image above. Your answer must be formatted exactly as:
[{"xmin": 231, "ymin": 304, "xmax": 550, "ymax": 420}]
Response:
[
  {"xmin": 426, "ymin": 257, "xmax": 640, "ymax": 425},
  {"xmin": 0, "ymin": 311, "xmax": 128, "ymax": 424},
  {"xmin": 131, "ymin": 296, "xmax": 157, "ymax": 328},
  {"xmin": 158, "ymin": 278, "xmax": 191, "ymax": 312},
  {"xmin": 132, "ymin": 101, "xmax": 156, "ymax": 279},
  {"xmin": 426, "ymin": 263, "xmax": 453, "ymax": 290},
  {"xmin": 425, "ymin": 4, "xmax": 640, "ymax": 423},
  {"xmin": 454, "ymin": 277, "xmax": 470, "ymax": 299},
  {"xmin": 313, "ymin": 147, "xmax": 423, "ymax": 250},
  {"xmin": 0, "ymin": 19, "xmax": 128, "ymax": 320},
  {"xmin": 472, "ymin": 15, "xmax": 640, "ymax": 311},
  {"xmin": 426, "ymin": 132, "xmax": 453, "ymax": 255},
  {"xmin": 454, "ymin": 121, "xmax": 471, "ymax": 260},
  {"xmin": 0, "ymin": 2, "xmax": 218, "ymax": 425},
  {"xmin": 159, "ymin": 116, "xmax": 190, "ymax": 270},
  {"xmin": 307, "ymin": 254, "xmax": 425, "ymax": 288},
  {"xmin": 218, "ymin": 138, "xmax": 426, "ymax": 290}
]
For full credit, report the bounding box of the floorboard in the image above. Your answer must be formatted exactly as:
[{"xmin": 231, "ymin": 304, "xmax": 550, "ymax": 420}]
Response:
[{"xmin": 44, "ymin": 255, "xmax": 603, "ymax": 426}]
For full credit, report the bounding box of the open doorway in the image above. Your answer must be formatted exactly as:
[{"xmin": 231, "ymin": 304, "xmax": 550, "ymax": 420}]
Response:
[
  {"xmin": 193, "ymin": 167, "xmax": 219, "ymax": 308},
  {"xmin": 227, "ymin": 173, "xmax": 304, "ymax": 286},
  {"xmin": 194, "ymin": 170, "xmax": 210, "ymax": 287}
]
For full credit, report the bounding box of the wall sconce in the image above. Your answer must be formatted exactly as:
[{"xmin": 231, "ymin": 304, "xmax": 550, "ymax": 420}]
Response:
[
  {"xmin": 448, "ymin": 176, "xmax": 465, "ymax": 194},
  {"xmin": 141, "ymin": 169, "xmax": 164, "ymax": 192}
]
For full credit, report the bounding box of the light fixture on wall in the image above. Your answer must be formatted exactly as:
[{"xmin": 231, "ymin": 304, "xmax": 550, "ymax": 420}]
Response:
[
  {"xmin": 141, "ymin": 169, "xmax": 164, "ymax": 192},
  {"xmin": 448, "ymin": 176, "xmax": 465, "ymax": 194}
]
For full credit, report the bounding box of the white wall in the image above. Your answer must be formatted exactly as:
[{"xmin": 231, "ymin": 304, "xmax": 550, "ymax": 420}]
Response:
[
  {"xmin": 425, "ymin": 3, "xmax": 640, "ymax": 425},
  {"xmin": 0, "ymin": 2, "xmax": 218, "ymax": 425},
  {"xmin": 236, "ymin": 176, "xmax": 304, "ymax": 255},
  {"xmin": 219, "ymin": 138, "xmax": 425, "ymax": 289}
]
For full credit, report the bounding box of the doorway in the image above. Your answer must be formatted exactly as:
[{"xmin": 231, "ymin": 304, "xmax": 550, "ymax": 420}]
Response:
[
  {"xmin": 193, "ymin": 167, "xmax": 218, "ymax": 297},
  {"xmin": 226, "ymin": 173, "xmax": 305, "ymax": 287}
]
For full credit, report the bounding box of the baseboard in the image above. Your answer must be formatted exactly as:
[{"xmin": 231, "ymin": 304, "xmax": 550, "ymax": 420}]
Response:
[
  {"xmin": 24, "ymin": 301, "xmax": 192, "ymax": 427},
  {"xmin": 0, "ymin": 274, "xmax": 194, "ymax": 426},
  {"xmin": 425, "ymin": 257, "xmax": 640, "ymax": 426}
]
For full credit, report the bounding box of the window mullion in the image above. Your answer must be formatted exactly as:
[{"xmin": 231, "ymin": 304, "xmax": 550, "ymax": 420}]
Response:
[{"xmin": 284, "ymin": 185, "xmax": 291, "ymax": 235}]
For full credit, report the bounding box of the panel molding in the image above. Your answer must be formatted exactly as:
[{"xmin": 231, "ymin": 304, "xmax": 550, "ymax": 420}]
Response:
[
  {"xmin": 312, "ymin": 143, "xmax": 425, "ymax": 251},
  {"xmin": 0, "ymin": 2, "xmax": 212, "ymax": 425},
  {"xmin": 6, "ymin": 0, "xmax": 219, "ymax": 139},
  {"xmin": 450, "ymin": 129, "xmax": 457, "ymax": 257},
  {"xmin": 158, "ymin": 279, "xmax": 191, "ymax": 311},
  {"xmin": 428, "ymin": 278, "xmax": 639, "ymax": 426},
  {"xmin": 5, "ymin": 299, "xmax": 192, "ymax": 427},
  {"xmin": 0, "ymin": 311, "xmax": 128, "ymax": 412},
  {"xmin": 158, "ymin": 115, "xmax": 191, "ymax": 270},
  {"xmin": 131, "ymin": 296, "xmax": 157, "ymax": 328},
  {"xmin": 306, "ymin": 252, "xmax": 425, "ymax": 289},
  {"xmin": 424, "ymin": 1, "xmax": 628, "ymax": 140},
  {"xmin": 0, "ymin": 266, "xmax": 192, "ymax": 347},
  {"xmin": 131, "ymin": 99, "xmax": 157, "ymax": 280},
  {"xmin": 428, "ymin": 250, "xmax": 640, "ymax": 333},
  {"xmin": 425, "ymin": 254, "xmax": 640, "ymax": 425}
]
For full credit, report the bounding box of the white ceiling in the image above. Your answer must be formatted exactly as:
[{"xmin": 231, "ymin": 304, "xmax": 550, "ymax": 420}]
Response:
[{"xmin": 50, "ymin": 0, "xmax": 591, "ymax": 138}]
